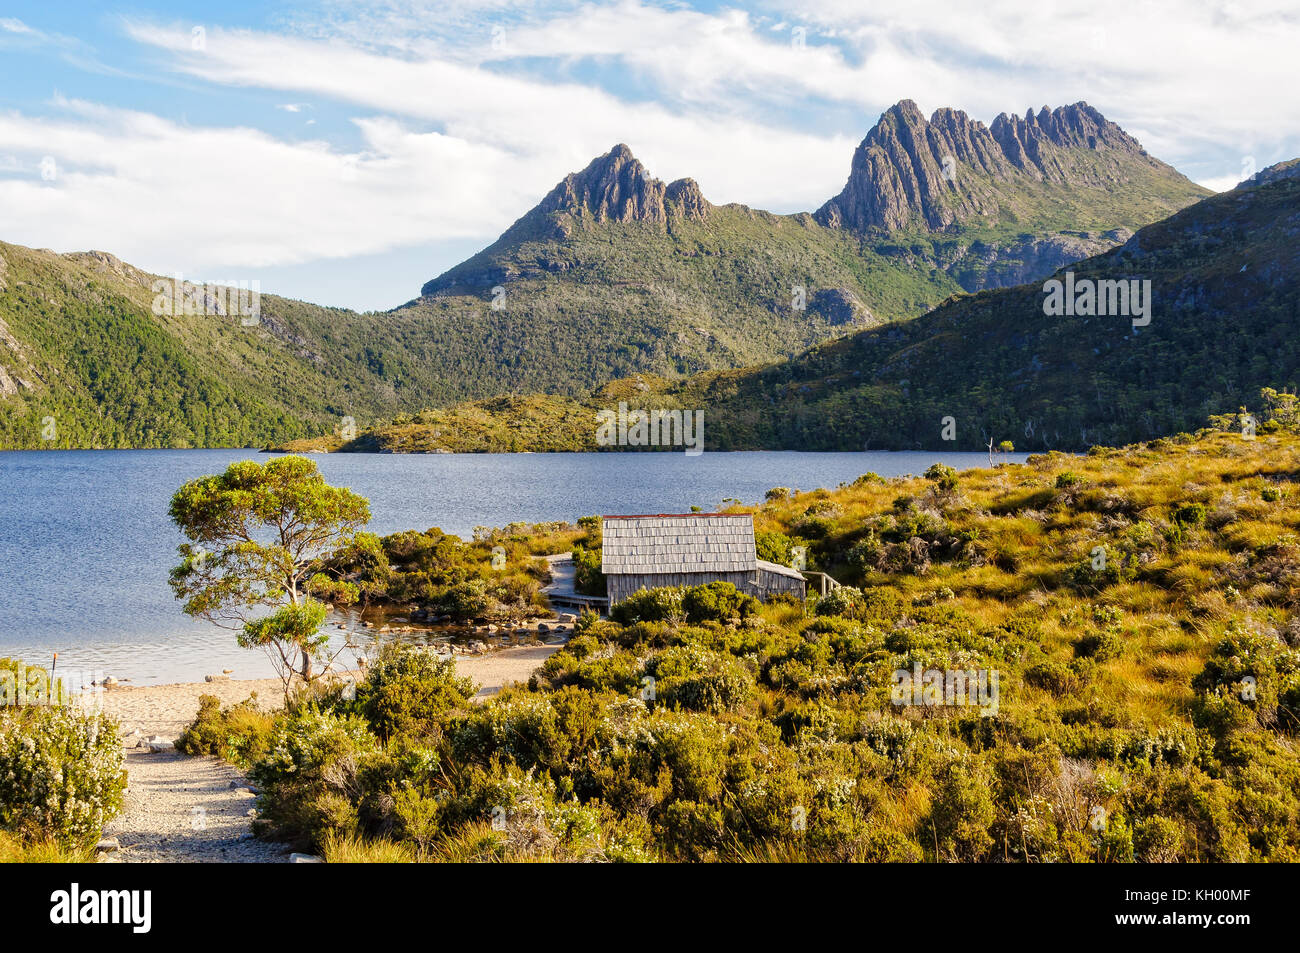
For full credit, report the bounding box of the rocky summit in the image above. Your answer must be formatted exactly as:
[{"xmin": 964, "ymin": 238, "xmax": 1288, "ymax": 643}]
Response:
[
  {"xmin": 536, "ymin": 144, "xmax": 709, "ymax": 225},
  {"xmin": 816, "ymin": 101, "xmax": 1191, "ymax": 232}
]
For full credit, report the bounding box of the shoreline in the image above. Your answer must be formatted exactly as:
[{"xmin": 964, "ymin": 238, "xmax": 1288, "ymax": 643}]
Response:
[
  {"xmin": 99, "ymin": 643, "xmax": 560, "ymax": 740},
  {"xmin": 7, "ymin": 618, "xmax": 570, "ymax": 688}
]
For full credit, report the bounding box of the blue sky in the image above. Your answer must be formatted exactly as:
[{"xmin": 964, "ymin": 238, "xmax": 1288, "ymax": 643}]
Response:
[{"xmin": 1, "ymin": 0, "xmax": 1297, "ymax": 311}]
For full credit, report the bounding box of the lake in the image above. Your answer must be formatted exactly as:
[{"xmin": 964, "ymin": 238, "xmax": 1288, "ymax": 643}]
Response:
[{"xmin": 0, "ymin": 448, "xmax": 1022, "ymax": 683}]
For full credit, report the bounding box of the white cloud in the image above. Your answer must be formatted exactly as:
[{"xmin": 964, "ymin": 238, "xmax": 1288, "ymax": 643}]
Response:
[
  {"xmin": 0, "ymin": 0, "xmax": 1296, "ymax": 302},
  {"xmin": 120, "ymin": 19, "xmax": 852, "ymax": 211},
  {"xmin": 0, "ymin": 99, "xmax": 533, "ymax": 271},
  {"xmin": 1196, "ymin": 174, "xmax": 1242, "ymax": 193}
]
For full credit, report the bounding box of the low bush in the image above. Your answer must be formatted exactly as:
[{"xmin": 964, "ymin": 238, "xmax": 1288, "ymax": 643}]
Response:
[
  {"xmin": 353, "ymin": 643, "xmax": 477, "ymax": 741},
  {"xmin": 1076, "ymin": 628, "xmax": 1125, "ymax": 662},
  {"xmin": 0, "ymin": 704, "xmax": 125, "ymax": 847},
  {"xmin": 176, "ymin": 693, "xmax": 275, "ymax": 768},
  {"xmin": 249, "ymin": 709, "xmax": 380, "ymax": 849},
  {"xmin": 611, "ymin": 586, "xmax": 684, "ymax": 625},
  {"xmin": 682, "ymin": 582, "xmax": 758, "ymax": 625}
]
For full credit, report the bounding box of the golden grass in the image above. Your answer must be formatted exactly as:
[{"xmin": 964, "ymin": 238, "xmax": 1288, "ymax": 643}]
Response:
[
  {"xmin": 321, "ymin": 829, "xmax": 417, "ymax": 863},
  {"xmin": 0, "ymin": 831, "xmax": 95, "ymax": 863}
]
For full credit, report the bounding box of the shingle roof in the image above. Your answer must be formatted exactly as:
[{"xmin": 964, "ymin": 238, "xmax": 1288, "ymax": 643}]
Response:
[
  {"xmin": 601, "ymin": 514, "xmax": 756, "ymax": 574},
  {"xmin": 756, "ymin": 558, "xmax": 806, "ymax": 581}
]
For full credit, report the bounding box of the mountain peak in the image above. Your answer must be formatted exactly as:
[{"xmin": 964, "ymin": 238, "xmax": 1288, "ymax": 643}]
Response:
[
  {"xmin": 989, "ymin": 102, "xmax": 1145, "ymax": 168},
  {"xmin": 535, "ymin": 144, "xmax": 708, "ymax": 225},
  {"xmin": 816, "ymin": 101, "xmax": 1180, "ymax": 232},
  {"xmin": 419, "ymin": 146, "xmax": 710, "ymax": 296}
]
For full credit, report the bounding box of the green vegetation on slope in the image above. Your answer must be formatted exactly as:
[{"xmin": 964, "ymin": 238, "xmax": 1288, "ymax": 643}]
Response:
[{"xmin": 0, "ymin": 244, "xmax": 431, "ymax": 448}]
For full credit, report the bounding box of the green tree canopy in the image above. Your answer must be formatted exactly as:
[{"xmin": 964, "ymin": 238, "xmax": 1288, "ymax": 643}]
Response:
[{"xmin": 169, "ymin": 455, "xmax": 371, "ymax": 691}]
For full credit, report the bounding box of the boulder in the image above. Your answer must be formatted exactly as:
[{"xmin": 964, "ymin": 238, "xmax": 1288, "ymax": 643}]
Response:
[
  {"xmin": 205, "ymin": 673, "xmax": 230, "ymax": 682},
  {"xmin": 139, "ymin": 735, "xmax": 174, "ymax": 753},
  {"xmin": 95, "ymin": 837, "xmax": 120, "ymax": 852},
  {"xmin": 290, "ymin": 853, "xmax": 324, "ymax": 863}
]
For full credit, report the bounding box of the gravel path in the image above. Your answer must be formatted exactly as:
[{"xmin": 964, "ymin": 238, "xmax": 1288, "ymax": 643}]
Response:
[
  {"xmin": 98, "ymin": 645, "xmax": 560, "ymax": 862},
  {"xmin": 101, "ymin": 747, "xmax": 292, "ymax": 863}
]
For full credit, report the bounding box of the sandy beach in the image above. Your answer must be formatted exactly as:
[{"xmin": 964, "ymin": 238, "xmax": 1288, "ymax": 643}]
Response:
[
  {"xmin": 101, "ymin": 643, "xmax": 560, "ymax": 738},
  {"xmin": 97, "ymin": 644, "xmax": 559, "ymax": 862}
]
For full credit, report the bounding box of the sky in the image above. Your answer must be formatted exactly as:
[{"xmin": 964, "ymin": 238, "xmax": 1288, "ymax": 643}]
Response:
[{"xmin": 0, "ymin": 0, "xmax": 1297, "ymax": 311}]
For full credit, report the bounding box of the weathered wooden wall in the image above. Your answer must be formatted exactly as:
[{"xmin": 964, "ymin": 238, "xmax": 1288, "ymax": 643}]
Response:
[
  {"xmin": 608, "ymin": 569, "xmax": 804, "ymax": 604},
  {"xmin": 756, "ymin": 568, "xmax": 806, "ymax": 600}
]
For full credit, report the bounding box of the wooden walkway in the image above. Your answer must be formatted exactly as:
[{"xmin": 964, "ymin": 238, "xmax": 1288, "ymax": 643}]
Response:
[{"xmin": 541, "ymin": 553, "xmax": 609, "ymax": 612}]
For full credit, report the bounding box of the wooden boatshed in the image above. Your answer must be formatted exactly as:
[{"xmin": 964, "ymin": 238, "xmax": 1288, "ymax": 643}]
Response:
[{"xmin": 601, "ymin": 513, "xmax": 806, "ymax": 605}]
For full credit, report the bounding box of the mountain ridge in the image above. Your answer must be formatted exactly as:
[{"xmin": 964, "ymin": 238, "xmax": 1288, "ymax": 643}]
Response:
[
  {"xmin": 816, "ymin": 100, "xmax": 1194, "ymax": 233},
  {"xmin": 0, "ymin": 100, "xmax": 1219, "ymax": 449},
  {"xmin": 298, "ymin": 159, "xmax": 1300, "ymax": 455}
]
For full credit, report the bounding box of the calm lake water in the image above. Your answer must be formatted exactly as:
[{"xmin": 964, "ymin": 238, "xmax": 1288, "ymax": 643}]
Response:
[{"xmin": 0, "ymin": 449, "xmax": 1021, "ymax": 682}]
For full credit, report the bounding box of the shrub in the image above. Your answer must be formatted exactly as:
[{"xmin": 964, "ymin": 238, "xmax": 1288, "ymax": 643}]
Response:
[
  {"xmin": 0, "ymin": 705, "xmax": 125, "ymax": 847},
  {"xmin": 793, "ymin": 514, "xmax": 835, "ymax": 539},
  {"xmin": 1133, "ymin": 815, "xmax": 1184, "ymax": 862},
  {"xmin": 574, "ymin": 608, "xmax": 600, "ymax": 635},
  {"xmin": 682, "ymin": 582, "xmax": 758, "ymax": 625},
  {"xmin": 571, "ymin": 544, "xmax": 606, "ymax": 596},
  {"xmin": 250, "ymin": 709, "xmax": 380, "ymax": 848},
  {"xmin": 814, "ymin": 586, "xmax": 864, "ymax": 619},
  {"xmin": 1065, "ymin": 549, "xmax": 1139, "ymax": 591},
  {"xmin": 755, "ymin": 530, "xmax": 808, "ymax": 568},
  {"xmin": 176, "ymin": 693, "xmax": 275, "ymax": 768},
  {"xmin": 432, "ymin": 580, "xmax": 490, "ymax": 622},
  {"xmin": 924, "ymin": 463, "xmax": 959, "ymax": 495},
  {"xmin": 1076, "ymin": 628, "xmax": 1124, "ymax": 662},
  {"xmin": 1025, "ymin": 661, "xmax": 1081, "ymax": 695},
  {"xmin": 929, "ymin": 755, "xmax": 996, "ymax": 861},
  {"xmin": 1172, "ymin": 503, "xmax": 1208, "ymax": 528},
  {"xmin": 647, "ymin": 647, "xmax": 755, "ymax": 714},
  {"xmin": 611, "ymin": 586, "xmax": 684, "ymax": 625},
  {"xmin": 355, "ymin": 643, "xmax": 477, "ymax": 740}
]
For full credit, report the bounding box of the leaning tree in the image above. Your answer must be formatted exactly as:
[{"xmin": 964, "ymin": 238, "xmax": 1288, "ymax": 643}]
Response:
[{"xmin": 169, "ymin": 455, "xmax": 370, "ymax": 694}]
